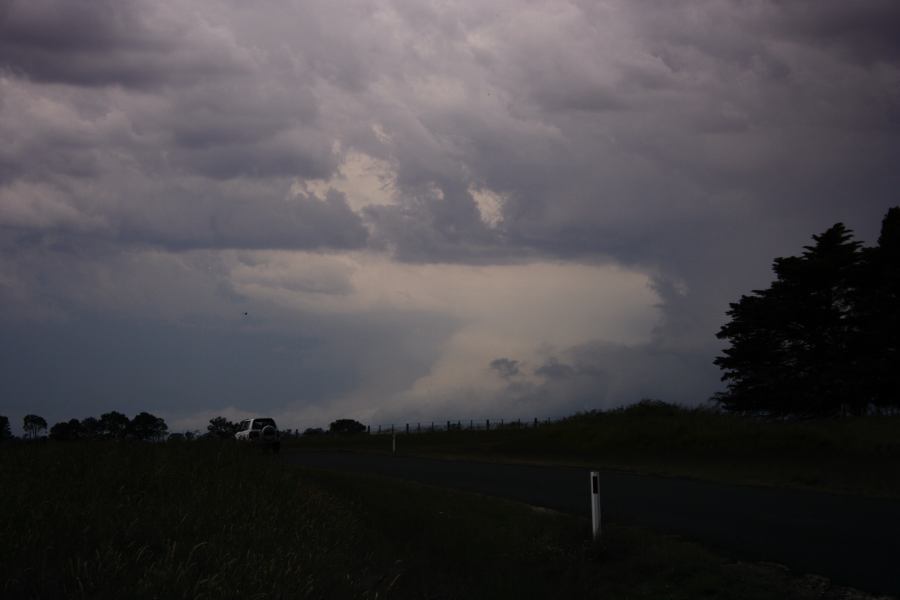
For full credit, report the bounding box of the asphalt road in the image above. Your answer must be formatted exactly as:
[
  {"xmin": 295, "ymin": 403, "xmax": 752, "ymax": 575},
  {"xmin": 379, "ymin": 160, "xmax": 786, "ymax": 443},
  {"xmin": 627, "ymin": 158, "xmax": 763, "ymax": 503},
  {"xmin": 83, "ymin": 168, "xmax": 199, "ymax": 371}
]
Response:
[{"xmin": 285, "ymin": 450, "xmax": 900, "ymax": 596}]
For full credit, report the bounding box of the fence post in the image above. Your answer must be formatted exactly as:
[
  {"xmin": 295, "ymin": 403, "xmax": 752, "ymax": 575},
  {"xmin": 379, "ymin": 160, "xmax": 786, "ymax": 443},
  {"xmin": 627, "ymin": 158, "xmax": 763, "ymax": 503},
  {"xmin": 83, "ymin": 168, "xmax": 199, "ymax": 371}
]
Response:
[
  {"xmin": 470, "ymin": 419, "xmax": 473, "ymax": 429},
  {"xmin": 417, "ymin": 422, "xmax": 421, "ymax": 433},
  {"xmin": 533, "ymin": 417, "xmax": 538, "ymax": 428},
  {"xmin": 392, "ymin": 432, "xmax": 396, "ymax": 455},
  {"xmin": 367, "ymin": 425, "xmax": 370, "ymax": 434},
  {"xmin": 590, "ymin": 471, "xmax": 601, "ymax": 540},
  {"xmin": 378, "ymin": 425, "xmax": 381, "ymax": 434},
  {"xmin": 406, "ymin": 423, "xmax": 409, "ymax": 434},
  {"xmin": 447, "ymin": 420, "xmax": 450, "ymax": 431},
  {"xmin": 486, "ymin": 419, "xmax": 490, "ymax": 431}
]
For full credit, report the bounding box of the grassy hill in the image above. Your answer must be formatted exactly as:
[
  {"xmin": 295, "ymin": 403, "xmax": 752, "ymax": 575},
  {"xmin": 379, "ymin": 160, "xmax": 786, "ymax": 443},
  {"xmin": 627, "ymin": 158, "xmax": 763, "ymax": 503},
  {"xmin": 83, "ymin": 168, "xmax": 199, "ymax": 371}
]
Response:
[{"xmin": 291, "ymin": 402, "xmax": 900, "ymax": 497}]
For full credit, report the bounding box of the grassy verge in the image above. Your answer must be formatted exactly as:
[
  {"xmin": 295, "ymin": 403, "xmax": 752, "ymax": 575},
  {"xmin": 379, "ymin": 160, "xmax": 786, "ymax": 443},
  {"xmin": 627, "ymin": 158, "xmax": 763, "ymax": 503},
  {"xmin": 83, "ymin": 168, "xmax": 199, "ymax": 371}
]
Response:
[
  {"xmin": 288, "ymin": 407, "xmax": 900, "ymax": 498},
  {"xmin": 1, "ymin": 441, "xmax": 891, "ymax": 599}
]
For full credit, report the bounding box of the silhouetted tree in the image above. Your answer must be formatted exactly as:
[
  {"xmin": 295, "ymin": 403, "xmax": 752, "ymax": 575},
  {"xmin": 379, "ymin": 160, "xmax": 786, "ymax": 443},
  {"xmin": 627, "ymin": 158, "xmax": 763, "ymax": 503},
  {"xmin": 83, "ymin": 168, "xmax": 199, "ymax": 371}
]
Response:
[
  {"xmin": 207, "ymin": 416, "xmax": 237, "ymax": 439},
  {"xmin": 0, "ymin": 415, "xmax": 11, "ymax": 441},
  {"xmin": 716, "ymin": 209, "xmax": 900, "ymax": 417},
  {"xmin": 80, "ymin": 416, "xmax": 101, "ymax": 439},
  {"xmin": 23, "ymin": 414, "xmax": 47, "ymax": 439},
  {"xmin": 99, "ymin": 411, "xmax": 130, "ymax": 439},
  {"xmin": 328, "ymin": 419, "xmax": 366, "ymax": 435},
  {"xmin": 50, "ymin": 419, "xmax": 84, "ymax": 441},
  {"xmin": 130, "ymin": 412, "xmax": 168, "ymax": 441},
  {"xmin": 854, "ymin": 208, "xmax": 900, "ymax": 413}
]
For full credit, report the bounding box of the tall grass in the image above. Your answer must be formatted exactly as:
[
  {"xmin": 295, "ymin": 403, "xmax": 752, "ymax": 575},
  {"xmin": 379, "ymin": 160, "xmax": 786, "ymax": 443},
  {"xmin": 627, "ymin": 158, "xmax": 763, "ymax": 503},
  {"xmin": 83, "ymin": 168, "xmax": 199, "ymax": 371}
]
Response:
[{"xmin": 0, "ymin": 441, "xmax": 374, "ymax": 598}]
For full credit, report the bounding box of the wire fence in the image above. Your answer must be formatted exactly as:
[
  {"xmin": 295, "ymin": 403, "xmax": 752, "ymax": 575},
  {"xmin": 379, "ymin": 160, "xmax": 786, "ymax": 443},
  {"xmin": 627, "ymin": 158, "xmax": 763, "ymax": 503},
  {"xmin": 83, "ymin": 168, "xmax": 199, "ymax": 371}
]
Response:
[{"xmin": 365, "ymin": 416, "xmax": 564, "ymax": 435}]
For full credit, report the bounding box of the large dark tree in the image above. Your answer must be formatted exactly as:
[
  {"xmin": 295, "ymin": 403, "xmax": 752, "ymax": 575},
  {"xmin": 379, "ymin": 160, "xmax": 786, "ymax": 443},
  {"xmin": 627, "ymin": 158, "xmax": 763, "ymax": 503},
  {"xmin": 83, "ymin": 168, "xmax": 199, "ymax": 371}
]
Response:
[
  {"xmin": 23, "ymin": 414, "xmax": 48, "ymax": 439},
  {"xmin": 50, "ymin": 419, "xmax": 84, "ymax": 441},
  {"xmin": 80, "ymin": 416, "xmax": 101, "ymax": 439},
  {"xmin": 130, "ymin": 412, "xmax": 168, "ymax": 441},
  {"xmin": 715, "ymin": 209, "xmax": 900, "ymax": 417},
  {"xmin": 855, "ymin": 208, "xmax": 900, "ymax": 412},
  {"xmin": 0, "ymin": 415, "xmax": 11, "ymax": 441},
  {"xmin": 99, "ymin": 411, "xmax": 130, "ymax": 439}
]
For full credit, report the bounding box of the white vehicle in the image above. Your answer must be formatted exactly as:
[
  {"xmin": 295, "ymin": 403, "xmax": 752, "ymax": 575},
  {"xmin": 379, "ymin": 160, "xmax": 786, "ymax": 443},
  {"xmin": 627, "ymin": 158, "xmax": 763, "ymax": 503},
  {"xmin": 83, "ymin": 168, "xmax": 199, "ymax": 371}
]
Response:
[{"xmin": 235, "ymin": 418, "xmax": 281, "ymax": 453}]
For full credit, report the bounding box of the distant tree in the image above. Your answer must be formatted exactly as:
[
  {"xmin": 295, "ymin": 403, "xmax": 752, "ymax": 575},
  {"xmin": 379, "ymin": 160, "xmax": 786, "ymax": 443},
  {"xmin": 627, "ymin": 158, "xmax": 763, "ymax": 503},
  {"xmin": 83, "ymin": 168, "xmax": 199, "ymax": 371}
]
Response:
[
  {"xmin": 80, "ymin": 416, "xmax": 101, "ymax": 439},
  {"xmin": 328, "ymin": 419, "xmax": 366, "ymax": 435},
  {"xmin": 207, "ymin": 416, "xmax": 237, "ymax": 439},
  {"xmin": 303, "ymin": 427, "xmax": 325, "ymax": 436},
  {"xmin": 99, "ymin": 411, "xmax": 130, "ymax": 439},
  {"xmin": 130, "ymin": 412, "xmax": 168, "ymax": 441},
  {"xmin": 0, "ymin": 415, "xmax": 11, "ymax": 441},
  {"xmin": 50, "ymin": 419, "xmax": 84, "ymax": 441},
  {"xmin": 167, "ymin": 432, "xmax": 186, "ymax": 442},
  {"xmin": 23, "ymin": 414, "xmax": 48, "ymax": 439}
]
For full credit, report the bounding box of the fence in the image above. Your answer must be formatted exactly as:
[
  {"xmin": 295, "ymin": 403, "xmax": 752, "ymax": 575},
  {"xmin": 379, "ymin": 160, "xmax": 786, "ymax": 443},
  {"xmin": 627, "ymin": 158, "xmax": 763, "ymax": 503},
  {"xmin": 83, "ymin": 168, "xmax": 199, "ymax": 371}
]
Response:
[{"xmin": 366, "ymin": 416, "xmax": 563, "ymax": 435}]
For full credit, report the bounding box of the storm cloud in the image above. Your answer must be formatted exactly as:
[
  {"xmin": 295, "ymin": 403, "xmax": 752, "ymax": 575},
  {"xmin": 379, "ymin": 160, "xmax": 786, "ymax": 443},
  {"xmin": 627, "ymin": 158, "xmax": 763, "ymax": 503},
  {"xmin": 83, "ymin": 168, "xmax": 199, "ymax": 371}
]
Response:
[{"xmin": 1, "ymin": 0, "xmax": 897, "ymax": 432}]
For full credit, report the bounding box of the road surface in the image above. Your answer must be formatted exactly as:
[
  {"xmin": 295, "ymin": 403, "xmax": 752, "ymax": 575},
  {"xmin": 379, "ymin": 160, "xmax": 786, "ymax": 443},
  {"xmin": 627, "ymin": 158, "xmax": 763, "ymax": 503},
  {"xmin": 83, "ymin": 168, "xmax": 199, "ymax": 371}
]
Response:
[{"xmin": 285, "ymin": 450, "xmax": 900, "ymax": 595}]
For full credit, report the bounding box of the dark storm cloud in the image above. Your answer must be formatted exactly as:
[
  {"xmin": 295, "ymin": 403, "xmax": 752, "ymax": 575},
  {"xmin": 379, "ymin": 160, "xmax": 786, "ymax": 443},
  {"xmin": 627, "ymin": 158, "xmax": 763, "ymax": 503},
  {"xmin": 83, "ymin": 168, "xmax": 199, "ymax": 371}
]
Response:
[
  {"xmin": 489, "ymin": 358, "xmax": 520, "ymax": 379},
  {"xmin": 0, "ymin": 0, "xmax": 249, "ymax": 87},
  {"xmin": 3, "ymin": 0, "xmax": 899, "ymax": 429},
  {"xmin": 0, "ymin": 305, "xmax": 456, "ymax": 429},
  {"xmin": 773, "ymin": 0, "xmax": 900, "ymax": 65},
  {"xmin": 490, "ymin": 340, "xmax": 720, "ymax": 415}
]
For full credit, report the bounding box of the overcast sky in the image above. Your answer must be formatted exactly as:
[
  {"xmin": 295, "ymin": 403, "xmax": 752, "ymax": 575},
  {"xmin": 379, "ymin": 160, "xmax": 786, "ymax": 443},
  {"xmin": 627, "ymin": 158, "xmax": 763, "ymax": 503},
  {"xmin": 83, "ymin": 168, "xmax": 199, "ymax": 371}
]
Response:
[{"xmin": 2, "ymin": 0, "xmax": 898, "ymax": 434}]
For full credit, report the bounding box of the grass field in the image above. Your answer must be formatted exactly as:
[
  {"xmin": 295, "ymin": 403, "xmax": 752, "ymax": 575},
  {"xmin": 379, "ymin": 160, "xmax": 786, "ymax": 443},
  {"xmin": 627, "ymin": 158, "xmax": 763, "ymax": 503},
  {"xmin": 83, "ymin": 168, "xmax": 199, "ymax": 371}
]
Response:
[
  {"xmin": 290, "ymin": 404, "xmax": 900, "ymax": 498},
  {"xmin": 0, "ymin": 440, "xmax": 890, "ymax": 599}
]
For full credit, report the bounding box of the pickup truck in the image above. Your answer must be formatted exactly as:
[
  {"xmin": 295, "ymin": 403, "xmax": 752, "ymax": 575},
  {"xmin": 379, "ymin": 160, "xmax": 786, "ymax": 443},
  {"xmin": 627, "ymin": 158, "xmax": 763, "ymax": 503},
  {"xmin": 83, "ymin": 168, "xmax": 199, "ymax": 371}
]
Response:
[{"xmin": 235, "ymin": 418, "xmax": 281, "ymax": 453}]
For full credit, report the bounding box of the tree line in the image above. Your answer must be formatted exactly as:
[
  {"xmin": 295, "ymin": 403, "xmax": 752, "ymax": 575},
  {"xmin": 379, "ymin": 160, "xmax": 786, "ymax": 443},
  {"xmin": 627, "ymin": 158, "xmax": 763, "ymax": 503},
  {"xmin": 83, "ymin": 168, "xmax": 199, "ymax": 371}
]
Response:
[
  {"xmin": 0, "ymin": 411, "xmax": 168, "ymax": 442},
  {"xmin": 715, "ymin": 207, "xmax": 900, "ymax": 417},
  {"xmin": 0, "ymin": 413, "xmax": 370, "ymax": 443},
  {"xmin": 205, "ymin": 416, "xmax": 367, "ymax": 438}
]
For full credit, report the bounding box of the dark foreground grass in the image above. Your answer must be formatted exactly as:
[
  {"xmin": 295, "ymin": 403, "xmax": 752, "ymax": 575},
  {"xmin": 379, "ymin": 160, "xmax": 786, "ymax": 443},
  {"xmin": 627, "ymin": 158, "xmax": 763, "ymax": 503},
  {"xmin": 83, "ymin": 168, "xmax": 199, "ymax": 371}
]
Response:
[
  {"xmin": 0, "ymin": 441, "xmax": 371, "ymax": 598},
  {"xmin": 1, "ymin": 441, "xmax": 890, "ymax": 599},
  {"xmin": 290, "ymin": 407, "xmax": 900, "ymax": 497}
]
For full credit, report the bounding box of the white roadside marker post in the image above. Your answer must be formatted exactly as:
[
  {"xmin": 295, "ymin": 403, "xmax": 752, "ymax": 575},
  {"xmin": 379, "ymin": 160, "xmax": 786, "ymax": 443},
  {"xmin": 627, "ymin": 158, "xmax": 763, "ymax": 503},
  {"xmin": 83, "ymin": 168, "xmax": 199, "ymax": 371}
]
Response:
[{"xmin": 590, "ymin": 471, "xmax": 601, "ymax": 540}]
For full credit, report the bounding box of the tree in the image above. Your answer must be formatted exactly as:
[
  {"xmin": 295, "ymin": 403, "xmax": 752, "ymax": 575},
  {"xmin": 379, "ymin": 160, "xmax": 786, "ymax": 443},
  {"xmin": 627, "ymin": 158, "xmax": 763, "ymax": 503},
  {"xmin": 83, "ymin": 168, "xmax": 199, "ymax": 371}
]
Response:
[
  {"xmin": 0, "ymin": 415, "xmax": 11, "ymax": 441},
  {"xmin": 80, "ymin": 417, "xmax": 101, "ymax": 439},
  {"xmin": 715, "ymin": 209, "xmax": 900, "ymax": 417},
  {"xmin": 207, "ymin": 416, "xmax": 237, "ymax": 439},
  {"xmin": 99, "ymin": 411, "xmax": 130, "ymax": 439},
  {"xmin": 328, "ymin": 419, "xmax": 366, "ymax": 435},
  {"xmin": 715, "ymin": 223, "xmax": 864, "ymax": 416},
  {"xmin": 855, "ymin": 207, "xmax": 900, "ymax": 412},
  {"xmin": 50, "ymin": 419, "xmax": 84, "ymax": 441},
  {"xmin": 130, "ymin": 412, "xmax": 168, "ymax": 441},
  {"xmin": 23, "ymin": 414, "xmax": 48, "ymax": 439}
]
